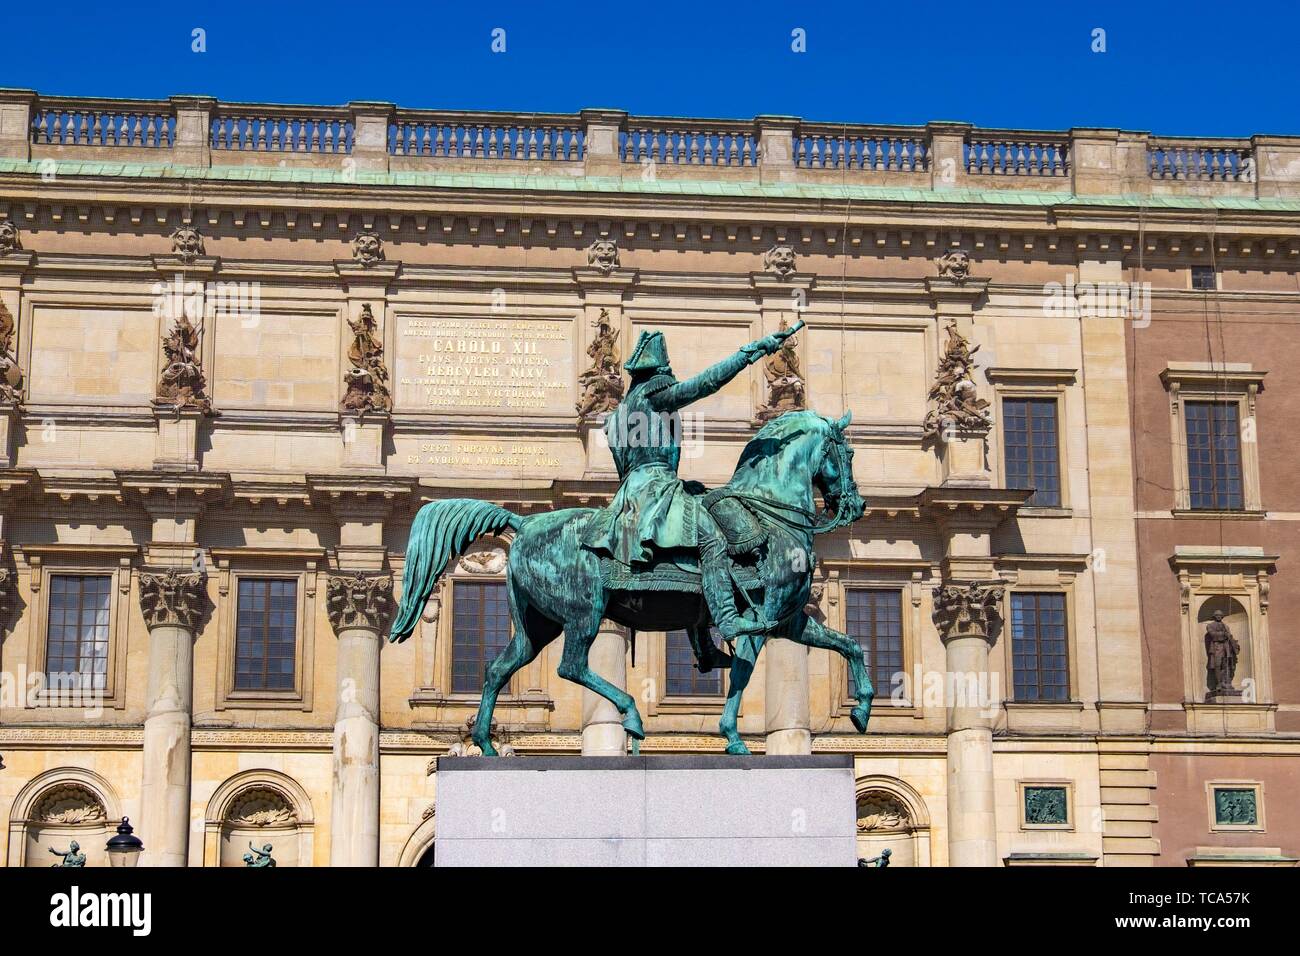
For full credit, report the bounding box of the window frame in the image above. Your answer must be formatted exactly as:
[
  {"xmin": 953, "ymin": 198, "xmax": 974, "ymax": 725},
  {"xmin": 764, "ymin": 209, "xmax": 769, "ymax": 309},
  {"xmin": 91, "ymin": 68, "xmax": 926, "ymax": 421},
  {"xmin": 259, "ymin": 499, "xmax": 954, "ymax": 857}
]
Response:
[
  {"xmin": 212, "ymin": 548, "xmax": 322, "ymax": 711},
  {"xmin": 17, "ymin": 544, "xmax": 136, "ymax": 712},
  {"xmin": 662, "ymin": 627, "xmax": 727, "ymax": 701},
  {"xmin": 449, "ymin": 578, "xmax": 514, "ymax": 697},
  {"xmin": 1189, "ymin": 265, "xmax": 1219, "ymax": 292},
  {"xmin": 987, "ymin": 368, "xmax": 1076, "ymax": 516},
  {"xmin": 1001, "ymin": 395, "xmax": 1063, "ymax": 508},
  {"xmin": 1161, "ymin": 365, "xmax": 1265, "ymax": 515},
  {"xmin": 1007, "ymin": 589, "xmax": 1072, "ymax": 704},
  {"xmin": 842, "ymin": 586, "xmax": 906, "ymax": 705},
  {"xmin": 232, "ymin": 577, "xmax": 301, "ymax": 694}
]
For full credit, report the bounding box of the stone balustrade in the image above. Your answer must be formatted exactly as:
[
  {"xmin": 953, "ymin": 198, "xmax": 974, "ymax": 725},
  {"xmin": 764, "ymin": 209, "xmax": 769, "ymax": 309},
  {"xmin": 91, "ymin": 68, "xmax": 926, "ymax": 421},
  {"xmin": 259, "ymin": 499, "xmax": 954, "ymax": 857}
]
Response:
[{"xmin": 2, "ymin": 89, "xmax": 1298, "ymax": 197}]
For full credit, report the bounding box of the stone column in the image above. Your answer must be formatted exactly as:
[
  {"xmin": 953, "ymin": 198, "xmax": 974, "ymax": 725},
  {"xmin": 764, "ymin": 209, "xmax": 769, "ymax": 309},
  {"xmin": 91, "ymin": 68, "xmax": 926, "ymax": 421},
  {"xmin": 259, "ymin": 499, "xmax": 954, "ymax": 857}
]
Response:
[
  {"xmin": 581, "ymin": 623, "xmax": 628, "ymax": 756},
  {"xmin": 764, "ymin": 637, "xmax": 811, "ymax": 754},
  {"xmin": 326, "ymin": 571, "xmax": 392, "ymax": 867},
  {"xmin": 138, "ymin": 568, "xmax": 205, "ymax": 867},
  {"xmin": 932, "ymin": 581, "xmax": 1003, "ymax": 867}
]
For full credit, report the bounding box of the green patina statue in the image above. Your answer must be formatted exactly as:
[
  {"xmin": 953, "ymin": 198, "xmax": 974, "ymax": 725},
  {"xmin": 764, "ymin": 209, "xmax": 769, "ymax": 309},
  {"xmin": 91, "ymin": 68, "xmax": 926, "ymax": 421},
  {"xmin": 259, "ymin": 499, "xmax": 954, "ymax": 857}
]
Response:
[
  {"xmin": 243, "ymin": 842, "xmax": 276, "ymax": 867},
  {"xmin": 391, "ymin": 319, "xmax": 874, "ymax": 755},
  {"xmin": 49, "ymin": 841, "xmax": 87, "ymax": 867}
]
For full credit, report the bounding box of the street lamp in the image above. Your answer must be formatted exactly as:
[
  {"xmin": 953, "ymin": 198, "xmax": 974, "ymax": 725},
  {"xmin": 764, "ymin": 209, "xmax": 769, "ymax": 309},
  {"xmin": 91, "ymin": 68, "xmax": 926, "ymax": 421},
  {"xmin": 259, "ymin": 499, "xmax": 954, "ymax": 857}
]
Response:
[{"xmin": 105, "ymin": 817, "xmax": 144, "ymax": 868}]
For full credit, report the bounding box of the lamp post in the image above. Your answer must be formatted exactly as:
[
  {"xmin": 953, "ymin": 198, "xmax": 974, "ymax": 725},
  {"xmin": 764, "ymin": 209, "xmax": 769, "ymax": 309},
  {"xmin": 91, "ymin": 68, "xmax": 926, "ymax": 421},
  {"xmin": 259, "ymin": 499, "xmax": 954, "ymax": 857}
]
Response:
[{"xmin": 105, "ymin": 817, "xmax": 144, "ymax": 868}]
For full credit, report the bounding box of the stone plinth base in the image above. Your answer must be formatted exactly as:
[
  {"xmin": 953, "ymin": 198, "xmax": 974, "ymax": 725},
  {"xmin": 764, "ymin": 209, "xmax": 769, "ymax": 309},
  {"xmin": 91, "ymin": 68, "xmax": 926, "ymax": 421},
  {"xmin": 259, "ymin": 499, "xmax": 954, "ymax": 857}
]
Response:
[{"xmin": 433, "ymin": 755, "xmax": 856, "ymax": 867}]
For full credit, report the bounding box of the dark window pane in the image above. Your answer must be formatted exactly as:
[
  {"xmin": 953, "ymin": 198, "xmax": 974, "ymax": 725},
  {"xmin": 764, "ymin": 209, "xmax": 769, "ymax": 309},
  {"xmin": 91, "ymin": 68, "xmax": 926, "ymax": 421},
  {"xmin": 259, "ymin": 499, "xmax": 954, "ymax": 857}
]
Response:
[
  {"xmin": 665, "ymin": 628, "xmax": 723, "ymax": 697},
  {"xmin": 1003, "ymin": 398, "xmax": 1061, "ymax": 507},
  {"xmin": 450, "ymin": 582, "xmax": 511, "ymax": 694},
  {"xmin": 844, "ymin": 589, "xmax": 903, "ymax": 699},
  {"xmin": 1191, "ymin": 266, "xmax": 1217, "ymax": 291},
  {"xmin": 234, "ymin": 578, "xmax": 298, "ymax": 691},
  {"xmin": 1186, "ymin": 401, "xmax": 1243, "ymax": 510},
  {"xmin": 45, "ymin": 574, "xmax": 112, "ymax": 693},
  {"xmin": 1011, "ymin": 592, "xmax": 1069, "ymax": 702}
]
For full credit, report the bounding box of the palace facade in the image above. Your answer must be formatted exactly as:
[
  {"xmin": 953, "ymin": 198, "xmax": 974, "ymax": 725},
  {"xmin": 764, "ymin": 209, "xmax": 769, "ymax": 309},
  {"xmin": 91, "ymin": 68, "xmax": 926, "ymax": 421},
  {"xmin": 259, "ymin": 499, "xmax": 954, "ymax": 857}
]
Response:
[{"xmin": 0, "ymin": 90, "xmax": 1296, "ymax": 866}]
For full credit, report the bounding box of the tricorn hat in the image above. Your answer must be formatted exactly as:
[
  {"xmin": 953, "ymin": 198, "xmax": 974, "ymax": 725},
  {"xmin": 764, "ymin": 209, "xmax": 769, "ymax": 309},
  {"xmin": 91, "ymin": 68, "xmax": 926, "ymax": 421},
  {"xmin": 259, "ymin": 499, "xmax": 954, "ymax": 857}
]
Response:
[{"xmin": 624, "ymin": 330, "xmax": 671, "ymax": 372}]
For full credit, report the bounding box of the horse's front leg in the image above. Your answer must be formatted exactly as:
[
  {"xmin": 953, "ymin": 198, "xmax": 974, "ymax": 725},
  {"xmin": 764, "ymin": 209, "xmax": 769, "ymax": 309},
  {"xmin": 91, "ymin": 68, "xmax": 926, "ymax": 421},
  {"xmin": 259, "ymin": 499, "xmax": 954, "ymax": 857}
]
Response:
[
  {"xmin": 556, "ymin": 622, "xmax": 645, "ymax": 754},
  {"xmin": 796, "ymin": 616, "xmax": 874, "ymax": 733},
  {"xmin": 719, "ymin": 633, "xmax": 764, "ymax": 754}
]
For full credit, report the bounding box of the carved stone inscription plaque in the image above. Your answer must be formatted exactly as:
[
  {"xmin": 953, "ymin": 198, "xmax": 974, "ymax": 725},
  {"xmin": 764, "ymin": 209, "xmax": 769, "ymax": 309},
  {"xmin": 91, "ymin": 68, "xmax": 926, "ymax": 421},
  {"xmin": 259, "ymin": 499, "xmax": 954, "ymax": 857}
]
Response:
[{"xmin": 396, "ymin": 315, "xmax": 573, "ymax": 413}]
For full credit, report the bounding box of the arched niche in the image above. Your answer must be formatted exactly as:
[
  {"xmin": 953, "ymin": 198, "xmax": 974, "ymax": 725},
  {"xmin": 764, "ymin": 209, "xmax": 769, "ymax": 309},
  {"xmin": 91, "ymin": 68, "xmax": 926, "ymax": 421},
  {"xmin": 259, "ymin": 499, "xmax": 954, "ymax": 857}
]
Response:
[
  {"xmin": 202, "ymin": 770, "xmax": 315, "ymax": 867},
  {"xmin": 855, "ymin": 775, "xmax": 932, "ymax": 867},
  {"xmin": 6, "ymin": 768, "xmax": 121, "ymax": 868},
  {"xmin": 1197, "ymin": 595, "xmax": 1252, "ymax": 699}
]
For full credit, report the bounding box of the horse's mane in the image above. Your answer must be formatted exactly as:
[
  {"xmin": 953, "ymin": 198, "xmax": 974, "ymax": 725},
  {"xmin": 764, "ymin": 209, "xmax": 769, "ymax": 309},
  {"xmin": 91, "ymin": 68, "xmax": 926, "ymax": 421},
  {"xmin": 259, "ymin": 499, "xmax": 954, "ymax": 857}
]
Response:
[{"xmin": 733, "ymin": 410, "xmax": 828, "ymax": 475}]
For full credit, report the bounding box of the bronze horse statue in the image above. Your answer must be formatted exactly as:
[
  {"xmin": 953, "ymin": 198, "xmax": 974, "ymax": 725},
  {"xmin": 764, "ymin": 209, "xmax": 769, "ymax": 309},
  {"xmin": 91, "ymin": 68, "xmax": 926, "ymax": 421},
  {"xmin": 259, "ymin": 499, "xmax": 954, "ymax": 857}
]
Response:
[{"xmin": 389, "ymin": 409, "xmax": 873, "ymax": 755}]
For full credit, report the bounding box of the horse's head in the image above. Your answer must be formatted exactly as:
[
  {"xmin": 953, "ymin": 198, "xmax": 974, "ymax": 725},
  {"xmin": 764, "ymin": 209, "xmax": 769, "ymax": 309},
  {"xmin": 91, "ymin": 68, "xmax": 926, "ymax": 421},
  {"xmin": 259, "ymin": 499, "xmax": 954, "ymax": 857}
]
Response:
[{"xmin": 813, "ymin": 411, "xmax": 865, "ymax": 532}]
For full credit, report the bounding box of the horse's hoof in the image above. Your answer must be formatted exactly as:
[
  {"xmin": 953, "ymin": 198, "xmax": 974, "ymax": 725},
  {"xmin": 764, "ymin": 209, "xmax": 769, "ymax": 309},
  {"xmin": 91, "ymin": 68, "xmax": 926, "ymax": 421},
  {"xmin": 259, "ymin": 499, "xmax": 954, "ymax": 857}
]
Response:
[
  {"xmin": 724, "ymin": 741, "xmax": 751, "ymax": 755},
  {"xmin": 850, "ymin": 705, "xmax": 871, "ymax": 734},
  {"xmin": 621, "ymin": 712, "xmax": 646, "ymax": 741},
  {"xmin": 474, "ymin": 738, "xmax": 498, "ymax": 757}
]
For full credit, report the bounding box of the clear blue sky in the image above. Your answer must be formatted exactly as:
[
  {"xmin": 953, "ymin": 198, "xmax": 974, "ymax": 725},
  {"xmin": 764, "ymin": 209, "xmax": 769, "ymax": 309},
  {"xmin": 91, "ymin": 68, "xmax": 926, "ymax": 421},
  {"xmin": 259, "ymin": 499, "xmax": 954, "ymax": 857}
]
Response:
[{"xmin": 3, "ymin": 1, "xmax": 1298, "ymax": 136}]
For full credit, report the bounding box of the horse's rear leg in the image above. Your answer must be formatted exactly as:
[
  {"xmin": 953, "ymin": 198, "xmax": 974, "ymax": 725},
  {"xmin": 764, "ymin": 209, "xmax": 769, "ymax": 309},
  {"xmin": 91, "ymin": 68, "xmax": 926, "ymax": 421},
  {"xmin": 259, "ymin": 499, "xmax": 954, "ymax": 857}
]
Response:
[
  {"xmin": 557, "ymin": 624, "xmax": 644, "ymax": 752},
  {"xmin": 472, "ymin": 600, "xmax": 559, "ymax": 756},
  {"xmin": 795, "ymin": 616, "xmax": 874, "ymax": 733}
]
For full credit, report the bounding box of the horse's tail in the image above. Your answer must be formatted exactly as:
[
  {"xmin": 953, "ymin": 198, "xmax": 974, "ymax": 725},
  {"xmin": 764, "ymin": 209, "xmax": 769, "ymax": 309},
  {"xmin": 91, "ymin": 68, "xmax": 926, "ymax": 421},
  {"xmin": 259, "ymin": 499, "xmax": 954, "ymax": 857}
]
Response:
[{"xmin": 388, "ymin": 499, "xmax": 522, "ymax": 644}]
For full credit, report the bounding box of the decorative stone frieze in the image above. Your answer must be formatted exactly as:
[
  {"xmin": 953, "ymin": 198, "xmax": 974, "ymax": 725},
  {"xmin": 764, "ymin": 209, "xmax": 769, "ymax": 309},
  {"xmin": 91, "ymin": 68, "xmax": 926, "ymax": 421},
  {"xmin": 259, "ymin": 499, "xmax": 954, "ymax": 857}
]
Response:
[
  {"xmin": 586, "ymin": 238, "xmax": 620, "ymax": 274},
  {"xmin": 325, "ymin": 572, "xmax": 393, "ymax": 633},
  {"xmin": 340, "ymin": 304, "xmax": 393, "ymax": 414},
  {"xmin": 931, "ymin": 582, "xmax": 1004, "ymax": 642},
  {"xmin": 169, "ymin": 225, "xmax": 205, "ymax": 263},
  {"xmin": 576, "ymin": 307, "xmax": 624, "ymax": 419},
  {"xmin": 138, "ymin": 568, "xmax": 206, "ymax": 632},
  {"xmin": 935, "ymin": 248, "xmax": 971, "ymax": 284},
  {"xmin": 0, "ymin": 220, "xmax": 19, "ymax": 256},
  {"xmin": 32, "ymin": 785, "xmax": 107, "ymax": 825},
  {"xmin": 923, "ymin": 321, "xmax": 992, "ymax": 438},
  {"xmin": 0, "ymin": 300, "xmax": 24, "ymax": 405},
  {"xmin": 155, "ymin": 312, "xmax": 212, "ymax": 413},
  {"xmin": 351, "ymin": 229, "xmax": 385, "ymax": 266},
  {"xmin": 756, "ymin": 315, "xmax": 806, "ymax": 422},
  {"xmin": 762, "ymin": 243, "xmax": 796, "ymax": 278}
]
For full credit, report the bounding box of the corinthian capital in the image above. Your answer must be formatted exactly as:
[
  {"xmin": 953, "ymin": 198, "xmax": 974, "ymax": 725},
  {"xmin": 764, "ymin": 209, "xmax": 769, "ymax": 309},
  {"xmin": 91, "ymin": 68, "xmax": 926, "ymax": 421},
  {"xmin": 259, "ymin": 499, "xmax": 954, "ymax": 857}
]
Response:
[
  {"xmin": 932, "ymin": 582, "xmax": 1003, "ymax": 642},
  {"xmin": 326, "ymin": 572, "xmax": 393, "ymax": 634},
  {"xmin": 139, "ymin": 568, "xmax": 206, "ymax": 632}
]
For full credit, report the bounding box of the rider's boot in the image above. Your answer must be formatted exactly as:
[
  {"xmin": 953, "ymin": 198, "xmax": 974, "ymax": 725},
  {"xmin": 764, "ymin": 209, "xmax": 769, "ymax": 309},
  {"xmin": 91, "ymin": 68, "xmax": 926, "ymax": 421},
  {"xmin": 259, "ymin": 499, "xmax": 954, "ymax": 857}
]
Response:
[{"xmin": 698, "ymin": 523, "xmax": 772, "ymax": 641}]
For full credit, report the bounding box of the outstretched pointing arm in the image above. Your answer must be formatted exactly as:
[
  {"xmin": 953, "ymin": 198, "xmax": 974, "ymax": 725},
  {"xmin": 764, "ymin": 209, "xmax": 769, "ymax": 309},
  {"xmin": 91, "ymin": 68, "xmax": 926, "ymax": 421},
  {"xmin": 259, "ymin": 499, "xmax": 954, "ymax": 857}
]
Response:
[{"xmin": 650, "ymin": 320, "xmax": 804, "ymax": 411}]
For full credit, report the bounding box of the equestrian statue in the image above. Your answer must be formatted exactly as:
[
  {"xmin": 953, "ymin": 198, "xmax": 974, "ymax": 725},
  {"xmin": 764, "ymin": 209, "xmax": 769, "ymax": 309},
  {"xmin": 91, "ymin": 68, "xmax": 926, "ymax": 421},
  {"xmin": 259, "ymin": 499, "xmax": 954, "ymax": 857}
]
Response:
[{"xmin": 390, "ymin": 318, "xmax": 874, "ymax": 754}]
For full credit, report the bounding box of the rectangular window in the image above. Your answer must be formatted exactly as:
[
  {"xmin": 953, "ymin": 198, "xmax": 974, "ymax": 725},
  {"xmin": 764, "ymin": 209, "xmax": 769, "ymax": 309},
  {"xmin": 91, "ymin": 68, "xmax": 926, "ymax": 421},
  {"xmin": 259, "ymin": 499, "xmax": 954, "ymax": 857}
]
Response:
[
  {"xmin": 844, "ymin": 589, "xmax": 903, "ymax": 699},
  {"xmin": 451, "ymin": 581, "xmax": 510, "ymax": 694},
  {"xmin": 1010, "ymin": 592, "xmax": 1069, "ymax": 702},
  {"xmin": 1003, "ymin": 398, "xmax": 1061, "ymax": 507},
  {"xmin": 1185, "ymin": 401, "xmax": 1243, "ymax": 510},
  {"xmin": 45, "ymin": 574, "xmax": 112, "ymax": 692},
  {"xmin": 665, "ymin": 629, "xmax": 723, "ymax": 696},
  {"xmin": 234, "ymin": 579, "xmax": 298, "ymax": 691},
  {"xmin": 1191, "ymin": 265, "xmax": 1217, "ymax": 291}
]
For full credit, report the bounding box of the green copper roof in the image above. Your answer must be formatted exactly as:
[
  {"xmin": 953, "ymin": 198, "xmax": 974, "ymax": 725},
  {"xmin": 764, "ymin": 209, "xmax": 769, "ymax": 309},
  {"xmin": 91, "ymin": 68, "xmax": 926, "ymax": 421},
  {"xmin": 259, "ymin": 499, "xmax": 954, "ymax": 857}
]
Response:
[{"xmin": 4, "ymin": 157, "xmax": 1300, "ymax": 213}]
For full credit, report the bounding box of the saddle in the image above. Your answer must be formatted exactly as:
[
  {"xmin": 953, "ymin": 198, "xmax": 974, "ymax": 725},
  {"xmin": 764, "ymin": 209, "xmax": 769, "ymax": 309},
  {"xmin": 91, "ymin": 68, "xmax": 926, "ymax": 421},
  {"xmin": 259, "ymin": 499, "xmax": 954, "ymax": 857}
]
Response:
[{"xmin": 597, "ymin": 490, "xmax": 768, "ymax": 596}]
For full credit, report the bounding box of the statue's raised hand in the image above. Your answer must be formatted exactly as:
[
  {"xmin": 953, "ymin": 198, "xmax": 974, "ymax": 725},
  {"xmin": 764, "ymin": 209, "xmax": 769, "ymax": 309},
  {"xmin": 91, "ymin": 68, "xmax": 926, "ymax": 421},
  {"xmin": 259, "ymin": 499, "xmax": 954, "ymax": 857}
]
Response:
[{"xmin": 749, "ymin": 319, "xmax": 805, "ymax": 358}]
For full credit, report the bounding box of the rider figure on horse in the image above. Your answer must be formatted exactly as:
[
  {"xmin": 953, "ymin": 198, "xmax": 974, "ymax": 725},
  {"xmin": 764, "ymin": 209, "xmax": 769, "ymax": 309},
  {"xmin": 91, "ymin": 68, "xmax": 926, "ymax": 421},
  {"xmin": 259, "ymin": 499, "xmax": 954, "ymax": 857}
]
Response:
[{"xmin": 579, "ymin": 320, "xmax": 803, "ymax": 642}]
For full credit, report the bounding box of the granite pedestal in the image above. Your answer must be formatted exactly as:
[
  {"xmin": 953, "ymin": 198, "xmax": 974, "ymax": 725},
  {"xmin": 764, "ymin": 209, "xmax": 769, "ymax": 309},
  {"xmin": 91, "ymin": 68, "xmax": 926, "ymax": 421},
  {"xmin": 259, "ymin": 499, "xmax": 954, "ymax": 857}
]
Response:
[{"xmin": 433, "ymin": 754, "xmax": 857, "ymax": 867}]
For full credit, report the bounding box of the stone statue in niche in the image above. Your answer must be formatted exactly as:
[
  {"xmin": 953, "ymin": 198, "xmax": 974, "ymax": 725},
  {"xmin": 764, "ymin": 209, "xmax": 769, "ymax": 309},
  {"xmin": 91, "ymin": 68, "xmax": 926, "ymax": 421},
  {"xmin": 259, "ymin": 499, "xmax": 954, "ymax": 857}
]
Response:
[
  {"xmin": 169, "ymin": 225, "xmax": 205, "ymax": 263},
  {"xmin": 340, "ymin": 304, "xmax": 393, "ymax": 414},
  {"xmin": 575, "ymin": 308, "xmax": 624, "ymax": 419},
  {"xmin": 922, "ymin": 322, "xmax": 992, "ymax": 438},
  {"xmin": 156, "ymin": 312, "xmax": 212, "ymax": 413},
  {"xmin": 351, "ymin": 230, "xmax": 385, "ymax": 267},
  {"xmin": 935, "ymin": 249, "xmax": 971, "ymax": 284},
  {"xmin": 763, "ymin": 243, "xmax": 796, "ymax": 279},
  {"xmin": 756, "ymin": 316, "xmax": 806, "ymax": 422},
  {"xmin": 1204, "ymin": 610, "xmax": 1242, "ymax": 701},
  {"xmin": 586, "ymin": 238, "xmax": 620, "ymax": 274},
  {"xmin": 0, "ymin": 300, "xmax": 24, "ymax": 405}
]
